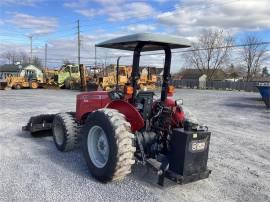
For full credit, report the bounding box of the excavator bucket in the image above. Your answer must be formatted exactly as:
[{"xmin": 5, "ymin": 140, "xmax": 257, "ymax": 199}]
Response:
[{"xmin": 22, "ymin": 114, "xmax": 55, "ymax": 133}]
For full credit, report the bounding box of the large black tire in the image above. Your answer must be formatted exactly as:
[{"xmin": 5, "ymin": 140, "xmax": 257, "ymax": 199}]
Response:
[
  {"xmin": 64, "ymin": 79, "xmax": 71, "ymax": 89},
  {"xmin": 30, "ymin": 81, "xmax": 38, "ymax": 89},
  {"xmin": 82, "ymin": 108, "xmax": 136, "ymax": 182},
  {"xmin": 52, "ymin": 112, "xmax": 79, "ymax": 152},
  {"xmin": 14, "ymin": 84, "xmax": 22, "ymax": 89}
]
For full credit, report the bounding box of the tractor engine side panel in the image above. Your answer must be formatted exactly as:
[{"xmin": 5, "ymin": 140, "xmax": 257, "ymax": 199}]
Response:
[
  {"xmin": 153, "ymin": 98, "xmax": 185, "ymax": 128},
  {"xmin": 76, "ymin": 91, "xmax": 111, "ymax": 122}
]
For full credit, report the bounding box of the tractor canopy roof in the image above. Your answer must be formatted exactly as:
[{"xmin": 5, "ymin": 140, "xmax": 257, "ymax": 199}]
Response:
[{"xmin": 95, "ymin": 33, "xmax": 191, "ymax": 52}]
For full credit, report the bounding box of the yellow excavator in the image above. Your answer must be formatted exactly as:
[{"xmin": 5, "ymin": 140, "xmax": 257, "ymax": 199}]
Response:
[
  {"xmin": 98, "ymin": 64, "xmax": 132, "ymax": 90},
  {"xmin": 138, "ymin": 66, "xmax": 158, "ymax": 90},
  {"xmin": 2, "ymin": 69, "xmax": 42, "ymax": 89}
]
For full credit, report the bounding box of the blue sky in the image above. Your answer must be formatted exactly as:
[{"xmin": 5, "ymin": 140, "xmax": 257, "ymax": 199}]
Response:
[{"xmin": 0, "ymin": 0, "xmax": 269, "ymax": 71}]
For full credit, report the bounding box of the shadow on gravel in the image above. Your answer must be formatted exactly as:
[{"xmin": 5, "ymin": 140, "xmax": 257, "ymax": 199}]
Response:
[
  {"xmin": 224, "ymin": 102, "xmax": 267, "ymax": 109},
  {"xmin": 18, "ymin": 131, "xmax": 93, "ymax": 179},
  {"xmin": 18, "ymin": 130, "xmax": 52, "ymax": 138},
  {"xmin": 131, "ymin": 164, "xmax": 179, "ymax": 189},
  {"xmin": 220, "ymin": 95, "xmax": 268, "ymax": 109},
  {"xmin": 18, "ymin": 131, "xmax": 179, "ymax": 188},
  {"xmin": 243, "ymin": 97, "xmax": 263, "ymax": 102}
]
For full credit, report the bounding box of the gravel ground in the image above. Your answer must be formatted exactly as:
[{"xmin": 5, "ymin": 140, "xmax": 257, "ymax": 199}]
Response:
[{"xmin": 0, "ymin": 89, "xmax": 269, "ymax": 202}]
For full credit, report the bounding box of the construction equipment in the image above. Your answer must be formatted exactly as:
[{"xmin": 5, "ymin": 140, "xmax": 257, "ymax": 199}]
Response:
[
  {"xmin": 0, "ymin": 74, "xmax": 8, "ymax": 90},
  {"xmin": 5, "ymin": 76, "xmax": 39, "ymax": 89},
  {"xmin": 98, "ymin": 64, "xmax": 131, "ymax": 90},
  {"xmin": 43, "ymin": 65, "xmax": 81, "ymax": 89},
  {"xmin": 23, "ymin": 33, "xmax": 211, "ymax": 185},
  {"xmin": 0, "ymin": 79, "xmax": 7, "ymax": 90},
  {"xmin": 138, "ymin": 66, "xmax": 158, "ymax": 90},
  {"xmin": 0, "ymin": 65, "xmax": 44, "ymax": 90},
  {"xmin": 79, "ymin": 65, "xmax": 99, "ymax": 91},
  {"xmin": 6, "ymin": 68, "xmax": 41, "ymax": 89}
]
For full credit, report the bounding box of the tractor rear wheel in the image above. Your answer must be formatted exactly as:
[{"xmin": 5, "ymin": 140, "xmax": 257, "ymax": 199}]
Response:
[
  {"xmin": 82, "ymin": 108, "xmax": 136, "ymax": 182},
  {"xmin": 52, "ymin": 112, "xmax": 79, "ymax": 152}
]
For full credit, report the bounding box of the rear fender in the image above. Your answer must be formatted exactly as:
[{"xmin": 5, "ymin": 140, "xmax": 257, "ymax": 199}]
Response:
[
  {"xmin": 76, "ymin": 91, "xmax": 111, "ymax": 122},
  {"xmin": 107, "ymin": 100, "xmax": 144, "ymax": 132}
]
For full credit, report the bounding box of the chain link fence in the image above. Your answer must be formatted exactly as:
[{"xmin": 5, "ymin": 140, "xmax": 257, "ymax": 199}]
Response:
[{"xmin": 172, "ymin": 80, "xmax": 261, "ymax": 92}]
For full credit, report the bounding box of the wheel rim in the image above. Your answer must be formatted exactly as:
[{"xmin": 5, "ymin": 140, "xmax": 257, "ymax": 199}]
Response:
[
  {"xmin": 87, "ymin": 126, "xmax": 109, "ymax": 168},
  {"xmin": 54, "ymin": 120, "xmax": 65, "ymax": 146}
]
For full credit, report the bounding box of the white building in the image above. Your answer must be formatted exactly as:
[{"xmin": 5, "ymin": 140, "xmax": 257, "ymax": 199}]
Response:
[
  {"xmin": 0, "ymin": 64, "xmax": 20, "ymax": 79},
  {"xmin": 20, "ymin": 65, "xmax": 44, "ymax": 82}
]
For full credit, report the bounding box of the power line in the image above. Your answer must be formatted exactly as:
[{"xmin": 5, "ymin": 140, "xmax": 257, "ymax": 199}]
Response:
[
  {"xmin": 93, "ymin": 41, "xmax": 270, "ymax": 60},
  {"xmin": 36, "ymin": 41, "xmax": 270, "ymax": 63},
  {"xmin": 6, "ymin": 41, "xmax": 269, "ymax": 64}
]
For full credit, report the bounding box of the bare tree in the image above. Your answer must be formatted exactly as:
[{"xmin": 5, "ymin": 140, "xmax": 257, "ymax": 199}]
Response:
[
  {"xmin": 184, "ymin": 29, "xmax": 234, "ymax": 80},
  {"xmin": 0, "ymin": 50, "xmax": 31, "ymax": 65},
  {"xmin": 32, "ymin": 56, "xmax": 43, "ymax": 68},
  {"xmin": 62, "ymin": 59, "xmax": 74, "ymax": 65},
  {"xmin": 18, "ymin": 51, "xmax": 30, "ymax": 65},
  {"xmin": 0, "ymin": 51, "xmax": 43, "ymax": 68},
  {"xmin": 1, "ymin": 51, "xmax": 18, "ymax": 64},
  {"xmin": 262, "ymin": 67, "xmax": 269, "ymax": 77},
  {"xmin": 240, "ymin": 35, "xmax": 268, "ymax": 81}
]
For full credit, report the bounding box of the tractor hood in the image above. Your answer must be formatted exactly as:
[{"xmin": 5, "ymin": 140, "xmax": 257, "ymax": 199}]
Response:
[{"xmin": 96, "ymin": 33, "xmax": 191, "ymax": 52}]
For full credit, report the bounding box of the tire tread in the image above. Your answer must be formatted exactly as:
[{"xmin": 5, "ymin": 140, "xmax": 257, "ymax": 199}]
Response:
[
  {"xmin": 54, "ymin": 112, "xmax": 79, "ymax": 151},
  {"xmin": 98, "ymin": 108, "xmax": 136, "ymax": 181}
]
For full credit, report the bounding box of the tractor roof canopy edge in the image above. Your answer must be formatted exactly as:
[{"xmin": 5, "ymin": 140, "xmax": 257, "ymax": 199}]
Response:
[{"xmin": 95, "ymin": 33, "xmax": 191, "ymax": 51}]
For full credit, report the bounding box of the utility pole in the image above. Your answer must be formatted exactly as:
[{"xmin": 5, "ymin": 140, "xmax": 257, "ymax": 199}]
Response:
[
  {"xmin": 29, "ymin": 35, "xmax": 33, "ymax": 64},
  {"xmin": 77, "ymin": 20, "xmax": 80, "ymax": 67},
  {"xmin": 95, "ymin": 46, "xmax": 97, "ymax": 67},
  {"xmin": 45, "ymin": 43, "xmax": 47, "ymax": 69}
]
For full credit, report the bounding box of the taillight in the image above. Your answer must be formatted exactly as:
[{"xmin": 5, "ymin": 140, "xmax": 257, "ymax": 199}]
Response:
[
  {"xmin": 124, "ymin": 85, "xmax": 133, "ymax": 95},
  {"xmin": 167, "ymin": 85, "xmax": 175, "ymax": 96}
]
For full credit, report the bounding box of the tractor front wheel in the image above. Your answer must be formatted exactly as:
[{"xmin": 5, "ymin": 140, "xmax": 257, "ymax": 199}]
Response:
[
  {"xmin": 52, "ymin": 112, "xmax": 79, "ymax": 152},
  {"xmin": 82, "ymin": 108, "xmax": 136, "ymax": 182}
]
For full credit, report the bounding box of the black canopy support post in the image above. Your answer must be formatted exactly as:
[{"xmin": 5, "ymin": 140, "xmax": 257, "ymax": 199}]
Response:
[
  {"xmin": 79, "ymin": 64, "xmax": 87, "ymax": 92},
  {"xmin": 131, "ymin": 42, "xmax": 145, "ymax": 102},
  {"xmin": 116, "ymin": 56, "xmax": 121, "ymax": 91},
  {"xmin": 147, "ymin": 66, "xmax": 150, "ymax": 80},
  {"xmin": 161, "ymin": 46, "xmax": 172, "ymax": 102}
]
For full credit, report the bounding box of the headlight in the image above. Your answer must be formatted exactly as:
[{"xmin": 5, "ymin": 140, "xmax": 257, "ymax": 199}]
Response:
[{"xmin": 175, "ymin": 99, "xmax": 183, "ymax": 106}]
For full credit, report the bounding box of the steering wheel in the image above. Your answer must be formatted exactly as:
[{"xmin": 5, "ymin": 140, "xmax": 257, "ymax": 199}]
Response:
[{"xmin": 109, "ymin": 91, "xmax": 124, "ymax": 100}]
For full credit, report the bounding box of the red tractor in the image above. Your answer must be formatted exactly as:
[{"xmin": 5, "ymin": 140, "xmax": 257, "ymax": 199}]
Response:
[{"xmin": 23, "ymin": 33, "xmax": 211, "ymax": 185}]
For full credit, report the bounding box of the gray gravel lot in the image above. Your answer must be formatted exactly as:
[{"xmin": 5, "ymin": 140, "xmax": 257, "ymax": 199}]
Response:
[{"xmin": 0, "ymin": 89, "xmax": 269, "ymax": 202}]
